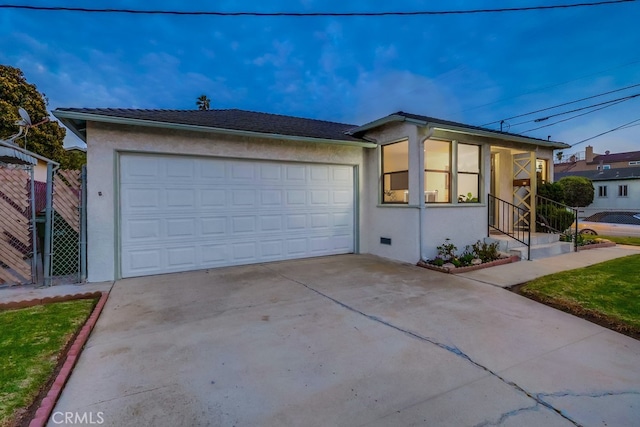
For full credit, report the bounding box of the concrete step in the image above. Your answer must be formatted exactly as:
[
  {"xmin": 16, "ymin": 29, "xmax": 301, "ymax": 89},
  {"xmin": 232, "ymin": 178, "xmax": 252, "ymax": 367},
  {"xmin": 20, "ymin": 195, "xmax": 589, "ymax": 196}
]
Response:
[
  {"xmin": 485, "ymin": 233, "xmax": 560, "ymax": 251},
  {"xmin": 509, "ymin": 241, "xmax": 573, "ymax": 260}
]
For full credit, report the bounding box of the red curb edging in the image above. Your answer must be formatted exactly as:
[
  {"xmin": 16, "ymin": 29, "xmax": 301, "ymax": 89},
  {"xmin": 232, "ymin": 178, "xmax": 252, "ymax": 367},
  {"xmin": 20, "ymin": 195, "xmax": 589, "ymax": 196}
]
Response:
[
  {"xmin": 27, "ymin": 291, "xmax": 109, "ymax": 427},
  {"xmin": 417, "ymin": 255, "xmax": 520, "ymax": 274},
  {"xmin": 577, "ymin": 242, "xmax": 616, "ymax": 250},
  {"xmin": 0, "ymin": 292, "xmax": 104, "ymax": 311}
]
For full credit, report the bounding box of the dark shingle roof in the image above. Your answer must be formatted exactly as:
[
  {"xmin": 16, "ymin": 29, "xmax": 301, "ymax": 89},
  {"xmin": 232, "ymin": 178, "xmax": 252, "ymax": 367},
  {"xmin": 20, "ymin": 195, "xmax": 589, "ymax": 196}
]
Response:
[
  {"xmin": 590, "ymin": 150, "xmax": 640, "ymax": 164},
  {"xmin": 555, "ymin": 166, "xmax": 640, "ymax": 181},
  {"xmin": 54, "ymin": 108, "xmax": 362, "ymax": 142}
]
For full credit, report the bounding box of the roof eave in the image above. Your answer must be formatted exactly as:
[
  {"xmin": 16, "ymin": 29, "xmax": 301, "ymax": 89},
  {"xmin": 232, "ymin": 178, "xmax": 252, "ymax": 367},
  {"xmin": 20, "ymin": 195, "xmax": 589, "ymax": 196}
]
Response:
[
  {"xmin": 429, "ymin": 123, "xmax": 570, "ymax": 149},
  {"xmin": 53, "ymin": 110, "xmax": 377, "ymax": 148},
  {"xmin": 349, "ymin": 114, "xmax": 569, "ymax": 149}
]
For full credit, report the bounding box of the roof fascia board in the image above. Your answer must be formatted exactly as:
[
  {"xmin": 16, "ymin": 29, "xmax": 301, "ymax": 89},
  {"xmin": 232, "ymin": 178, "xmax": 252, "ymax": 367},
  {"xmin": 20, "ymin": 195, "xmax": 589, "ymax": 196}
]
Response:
[
  {"xmin": 53, "ymin": 110, "xmax": 376, "ymax": 148},
  {"xmin": 0, "ymin": 139, "xmax": 59, "ymax": 165},
  {"xmin": 348, "ymin": 114, "xmax": 419, "ymax": 135},
  {"xmin": 429, "ymin": 123, "xmax": 570, "ymax": 149}
]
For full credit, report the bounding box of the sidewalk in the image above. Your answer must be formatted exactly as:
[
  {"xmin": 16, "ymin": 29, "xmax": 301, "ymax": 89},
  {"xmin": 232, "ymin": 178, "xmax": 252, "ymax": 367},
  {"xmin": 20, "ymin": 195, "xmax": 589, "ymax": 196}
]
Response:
[
  {"xmin": 0, "ymin": 281, "xmax": 113, "ymax": 304},
  {"xmin": 458, "ymin": 244, "xmax": 640, "ymax": 288}
]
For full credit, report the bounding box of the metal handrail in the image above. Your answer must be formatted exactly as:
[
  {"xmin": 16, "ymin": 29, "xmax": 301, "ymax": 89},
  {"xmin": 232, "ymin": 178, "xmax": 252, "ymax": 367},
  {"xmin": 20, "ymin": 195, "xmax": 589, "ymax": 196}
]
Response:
[
  {"xmin": 488, "ymin": 194, "xmax": 531, "ymax": 260},
  {"xmin": 535, "ymin": 195, "xmax": 579, "ymax": 252}
]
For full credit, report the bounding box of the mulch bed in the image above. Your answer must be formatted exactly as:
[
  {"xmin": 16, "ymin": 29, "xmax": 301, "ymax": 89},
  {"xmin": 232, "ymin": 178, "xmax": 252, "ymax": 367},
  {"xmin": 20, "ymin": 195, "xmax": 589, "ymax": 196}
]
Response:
[
  {"xmin": 577, "ymin": 242, "xmax": 616, "ymax": 250},
  {"xmin": 417, "ymin": 255, "xmax": 520, "ymax": 274}
]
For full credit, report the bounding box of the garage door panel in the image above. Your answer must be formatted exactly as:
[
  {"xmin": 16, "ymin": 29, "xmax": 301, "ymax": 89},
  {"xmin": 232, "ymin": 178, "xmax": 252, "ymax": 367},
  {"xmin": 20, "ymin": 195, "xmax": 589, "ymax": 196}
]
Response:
[{"xmin": 120, "ymin": 154, "xmax": 354, "ymax": 278}]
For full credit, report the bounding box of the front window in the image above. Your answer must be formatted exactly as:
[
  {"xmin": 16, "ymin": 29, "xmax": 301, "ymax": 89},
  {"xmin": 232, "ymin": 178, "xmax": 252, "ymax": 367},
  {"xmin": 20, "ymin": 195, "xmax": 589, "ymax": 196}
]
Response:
[
  {"xmin": 381, "ymin": 140, "xmax": 409, "ymax": 203},
  {"xmin": 424, "ymin": 140, "xmax": 451, "ymax": 203},
  {"xmin": 457, "ymin": 144, "xmax": 480, "ymax": 203}
]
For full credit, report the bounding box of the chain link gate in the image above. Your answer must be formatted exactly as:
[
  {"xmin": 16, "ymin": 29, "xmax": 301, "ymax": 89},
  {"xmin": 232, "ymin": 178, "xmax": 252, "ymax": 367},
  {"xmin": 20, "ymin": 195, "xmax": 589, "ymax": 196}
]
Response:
[{"xmin": 46, "ymin": 166, "xmax": 86, "ymax": 285}]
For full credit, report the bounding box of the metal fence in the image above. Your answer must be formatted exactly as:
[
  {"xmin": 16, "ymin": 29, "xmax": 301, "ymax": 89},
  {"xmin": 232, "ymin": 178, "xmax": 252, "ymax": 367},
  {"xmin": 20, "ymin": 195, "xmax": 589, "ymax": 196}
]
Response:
[
  {"xmin": 1, "ymin": 162, "xmax": 87, "ymax": 287},
  {"xmin": 46, "ymin": 166, "xmax": 86, "ymax": 285}
]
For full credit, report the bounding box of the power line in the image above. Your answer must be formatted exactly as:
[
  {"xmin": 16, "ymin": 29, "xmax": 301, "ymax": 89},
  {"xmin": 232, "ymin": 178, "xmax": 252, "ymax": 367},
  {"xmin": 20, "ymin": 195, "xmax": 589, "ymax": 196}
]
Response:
[
  {"xmin": 520, "ymin": 98, "xmax": 631, "ymax": 133},
  {"xmin": 468, "ymin": 58, "xmax": 640, "ymax": 116},
  {"xmin": 0, "ymin": 1, "xmax": 634, "ymax": 16},
  {"xmin": 481, "ymin": 81, "xmax": 640, "ymax": 127},
  {"xmin": 510, "ymin": 92, "xmax": 640, "ymax": 127},
  {"xmin": 571, "ymin": 117, "xmax": 640, "ymax": 147}
]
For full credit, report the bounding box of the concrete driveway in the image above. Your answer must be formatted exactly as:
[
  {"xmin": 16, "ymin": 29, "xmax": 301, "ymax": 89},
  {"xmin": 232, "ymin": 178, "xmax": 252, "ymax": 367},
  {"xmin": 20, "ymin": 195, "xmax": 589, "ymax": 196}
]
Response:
[{"xmin": 51, "ymin": 255, "xmax": 640, "ymax": 426}]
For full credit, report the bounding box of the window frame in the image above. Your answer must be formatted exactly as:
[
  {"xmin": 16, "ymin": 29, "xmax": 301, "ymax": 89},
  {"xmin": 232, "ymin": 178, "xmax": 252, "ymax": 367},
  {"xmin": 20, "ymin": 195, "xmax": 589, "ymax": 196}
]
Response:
[
  {"xmin": 456, "ymin": 143, "xmax": 481, "ymax": 204},
  {"xmin": 618, "ymin": 184, "xmax": 628, "ymax": 197},
  {"xmin": 424, "ymin": 139, "xmax": 452, "ymax": 204},
  {"xmin": 381, "ymin": 139, "xmax": 409, "ymax": 204},
  {"xmin": 598, "ymin": 185, "xmax": 608, "ymax": 198}
]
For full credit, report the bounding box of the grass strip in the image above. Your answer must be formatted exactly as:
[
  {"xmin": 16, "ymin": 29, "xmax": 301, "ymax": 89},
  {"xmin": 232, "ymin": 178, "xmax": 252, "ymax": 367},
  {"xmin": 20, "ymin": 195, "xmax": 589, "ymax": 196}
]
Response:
[
  {"xmin": 0, "ymin": 299, "xmax": 96, "ymax": 427},
  {"xmin": 521, "ymin": 254, "xmax": 640, "ymax": 336}
]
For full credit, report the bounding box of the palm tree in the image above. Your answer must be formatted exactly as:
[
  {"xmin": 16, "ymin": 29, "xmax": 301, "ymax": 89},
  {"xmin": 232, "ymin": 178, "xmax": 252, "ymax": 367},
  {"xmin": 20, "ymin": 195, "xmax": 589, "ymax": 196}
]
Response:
[{"xmin": 196, "ymin": 95, "xmax": 211, "ymax": 110}]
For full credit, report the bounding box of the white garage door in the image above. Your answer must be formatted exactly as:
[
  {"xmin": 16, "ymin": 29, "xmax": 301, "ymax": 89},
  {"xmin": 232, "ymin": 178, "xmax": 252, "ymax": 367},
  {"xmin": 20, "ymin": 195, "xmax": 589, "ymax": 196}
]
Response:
[{"xmin": 119, "ymin": 154, "xmax": 355, "ymax": 278}]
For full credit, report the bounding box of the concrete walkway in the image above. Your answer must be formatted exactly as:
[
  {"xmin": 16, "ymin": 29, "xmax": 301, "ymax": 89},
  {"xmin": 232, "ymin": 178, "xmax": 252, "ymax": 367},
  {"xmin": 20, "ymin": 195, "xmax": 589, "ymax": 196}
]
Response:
[
  {"xmin": 0, "ymin": 281, "xmax": 113, "ymax": 304},
  {"xmin": 49, "ymin": 252, "xmax": 640, "ymax": 427},
  {"xmin": 458, "ymin": 245, "xmax": 640, "ymax": 288}
]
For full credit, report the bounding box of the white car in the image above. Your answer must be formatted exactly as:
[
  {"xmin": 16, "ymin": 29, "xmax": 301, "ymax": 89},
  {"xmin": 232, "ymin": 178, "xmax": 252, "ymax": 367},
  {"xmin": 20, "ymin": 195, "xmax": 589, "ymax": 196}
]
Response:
[{"xmin": 578, "ymin": 211, "xmax": 640, "ymax": 237}]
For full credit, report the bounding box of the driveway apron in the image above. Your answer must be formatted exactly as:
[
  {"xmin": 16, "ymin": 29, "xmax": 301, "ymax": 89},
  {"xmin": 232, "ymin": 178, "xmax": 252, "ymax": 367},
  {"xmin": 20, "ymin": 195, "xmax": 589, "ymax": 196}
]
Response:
[{"xmin": 50, "ymin": 255, "xmax": 640, "ymax": 426}]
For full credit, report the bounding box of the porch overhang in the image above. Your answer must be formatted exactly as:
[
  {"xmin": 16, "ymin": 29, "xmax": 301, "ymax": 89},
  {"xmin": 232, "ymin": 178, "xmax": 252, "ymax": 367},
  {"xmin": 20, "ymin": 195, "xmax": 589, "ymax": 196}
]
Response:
[{"xmin": 349, "ymin": 112, "xmax": 570, "ymax": 150}]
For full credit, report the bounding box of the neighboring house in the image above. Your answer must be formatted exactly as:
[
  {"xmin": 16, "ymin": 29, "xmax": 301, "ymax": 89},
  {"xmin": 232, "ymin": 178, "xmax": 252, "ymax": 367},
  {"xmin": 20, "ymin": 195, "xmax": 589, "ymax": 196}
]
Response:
[
  {"xmin": 555, "ymin": 167, "xmax": 640, "ymax": 218},
  {"xmin": 65, "ymin": 145, "xmax": 87, "ymax": 154},
  {"xmin": 555, "ymin": 145, "xmax": 640, "ymax": 173},
  {"xmin": 53, "ymin": 108, "xmax": 569, "ymax": 282}
]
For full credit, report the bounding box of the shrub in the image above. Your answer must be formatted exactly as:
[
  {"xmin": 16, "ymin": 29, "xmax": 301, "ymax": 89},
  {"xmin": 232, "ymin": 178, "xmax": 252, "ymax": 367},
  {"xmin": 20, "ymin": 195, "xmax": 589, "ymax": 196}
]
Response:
[
  {"xmin": 471, "ymin": 240, "xmax": 500, "ymax": 263},
  {"xmin": 557, "ymin": 176, "xmax": 594, "ymax": 207},
  {"xmin": 537, "ymin": 205, "xmax": 575, "ymax": 233},
  {"xmin": 537, "ymin": 182, "xmax": 564, "ymax": 203},
  {"xmin": 436, "ymin": 238, "xmax": 457, "ymax": 261}
]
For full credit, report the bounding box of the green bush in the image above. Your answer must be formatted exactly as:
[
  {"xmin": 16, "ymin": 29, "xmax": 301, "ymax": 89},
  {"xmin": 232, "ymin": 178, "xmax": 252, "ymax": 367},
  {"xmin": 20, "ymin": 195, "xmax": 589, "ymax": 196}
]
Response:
[
  {"xmin": 537, "ymin": 182, "xmax": 564, "ymax": 203},
  {"xmin": 557, "ymin": 176, "xmax": 594, "ymax": 207},
  {"xmin": 537, "ymin": 205, "xmax": 575, "ymax": 233},
  {"xmin": 471, "ymin": 240, "xmax": 500, "ymax": 263}
]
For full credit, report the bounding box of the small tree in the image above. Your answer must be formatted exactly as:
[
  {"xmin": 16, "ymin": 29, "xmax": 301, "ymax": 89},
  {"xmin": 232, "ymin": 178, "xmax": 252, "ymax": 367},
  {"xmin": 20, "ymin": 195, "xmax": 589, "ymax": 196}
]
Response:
[
  {"xmin": 557, "ymin": 176, "xmax": 594, "ymax": 207},
  {"xmin": 555, "ymin": 151, "xmax": 563, "ymax": 162},
  {"xmin": 196, "ymin": 94, "xmax": 211, "ymax": 110}
]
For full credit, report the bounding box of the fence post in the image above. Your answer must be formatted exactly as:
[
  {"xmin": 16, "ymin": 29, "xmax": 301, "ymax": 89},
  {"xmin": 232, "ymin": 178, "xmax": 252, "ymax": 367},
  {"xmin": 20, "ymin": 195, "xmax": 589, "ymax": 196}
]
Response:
[
  {"xmin": 43, "ymin": 163, "xmax": 54, "ymax": 287},
  {"xmin": 29, "ymin": 166, "xmax": 37, "ymax": 284},
  {"xmin": 80, "ymin": 165, "xmax": 87, "ymax": 281}
]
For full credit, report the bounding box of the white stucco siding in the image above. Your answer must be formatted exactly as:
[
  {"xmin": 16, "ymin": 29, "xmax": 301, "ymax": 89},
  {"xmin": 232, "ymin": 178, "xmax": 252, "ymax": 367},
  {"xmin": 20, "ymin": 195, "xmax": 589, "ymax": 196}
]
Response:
[
  {"xmin": 422, "ymin": 207, "xmax": 488, "ymax": 260},
  {"xmin": 581, "ymin": 178, "xmax": 640, "ymax": 217},
  {"xmin": 86, "ymin": 122, "xmax": 366, "ymax": 282},
  {"xmin": 358, "ymin": 123, "xmax": 423, "ymax": 263}
]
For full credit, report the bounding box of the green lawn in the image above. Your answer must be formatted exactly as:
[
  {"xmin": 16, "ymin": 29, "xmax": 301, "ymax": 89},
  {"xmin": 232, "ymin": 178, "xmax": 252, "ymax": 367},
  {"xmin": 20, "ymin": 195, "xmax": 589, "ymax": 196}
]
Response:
[
  {"xmin": 0, "ymin": 299, "xmax": 96, "ymax": 427},
  {"xmin": 582, "ymin": 234, "xmax": 640, "ymax": 246},
  {"xmin": 521, "ymin": 254, "xmax": 640, "ymax": 335}
]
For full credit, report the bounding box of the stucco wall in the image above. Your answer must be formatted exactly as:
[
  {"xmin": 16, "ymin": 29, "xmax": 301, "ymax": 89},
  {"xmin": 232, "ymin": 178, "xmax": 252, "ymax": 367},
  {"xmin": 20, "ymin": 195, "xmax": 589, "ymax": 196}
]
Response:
[
  {"xmin": 422, "ymin": 206, "xmax": 487, "ymax": 260},
  {"xmin": 581, "ymin": 178, "xmax": 640, "ymax": 217},
  {"xmin": 86, "ymin": 122, "xmax": 367, "ymax": 282},
  {"xmin": 359, "ymin": 123, "xmax": 422, "ymax": 263}
]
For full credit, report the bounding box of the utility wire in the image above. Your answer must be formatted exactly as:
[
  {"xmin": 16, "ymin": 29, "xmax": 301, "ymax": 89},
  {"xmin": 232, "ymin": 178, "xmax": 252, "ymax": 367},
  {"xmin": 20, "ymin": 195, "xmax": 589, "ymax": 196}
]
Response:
[
  {"xmin": 520, "ymin": 98, "xmax": 631, "ymax": 133},
  {"xmin": 571, "ymin": 117, "xmax": 640, "ymax": 147},
  {"xmin": 0, "ymin": 1, "xmax": 634, "ymax": 16},
  {"xmin": 481, "ymin": 81, "xmax": 640, "ymax": 126},
  {"xmin": 509, "ymin": 92, "xmax": 640, "ymax": 127}
]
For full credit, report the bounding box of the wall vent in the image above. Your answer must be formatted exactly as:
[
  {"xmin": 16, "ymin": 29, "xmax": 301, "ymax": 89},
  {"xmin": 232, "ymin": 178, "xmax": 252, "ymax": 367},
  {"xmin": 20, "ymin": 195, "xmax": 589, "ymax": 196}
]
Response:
[{"xmin": 380, "ymin": 237, "xmax": 391, "ymax": 245}]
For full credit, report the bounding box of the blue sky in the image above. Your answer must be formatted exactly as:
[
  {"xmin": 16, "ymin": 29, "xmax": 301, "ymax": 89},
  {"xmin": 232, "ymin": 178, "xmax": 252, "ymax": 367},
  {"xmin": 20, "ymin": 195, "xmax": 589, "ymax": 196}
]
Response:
[{"xmin": 1, "ymin": 0, "xmax": 639, "ymax": 156}]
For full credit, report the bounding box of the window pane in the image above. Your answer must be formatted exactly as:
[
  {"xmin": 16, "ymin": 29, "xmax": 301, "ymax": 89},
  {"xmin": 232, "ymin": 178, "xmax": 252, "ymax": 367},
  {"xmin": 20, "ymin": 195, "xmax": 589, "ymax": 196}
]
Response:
[
  {"xmin": 425, "ymin": 140, "xmax": 450, "ymax": 171},
  {"xmin": 458, "ymin": 144, "xmax": 480, "ymax": 173},
  {"xmin": 424, "ymin": 171, "xmax": 450, "ymax": 202},
  {"xmin": 382, "ymin": 140, "xmax": 408, "ymax": 203},
  {"xmin": 458, "ymin": 173, "xmax": 479, "ymax": 202}
]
